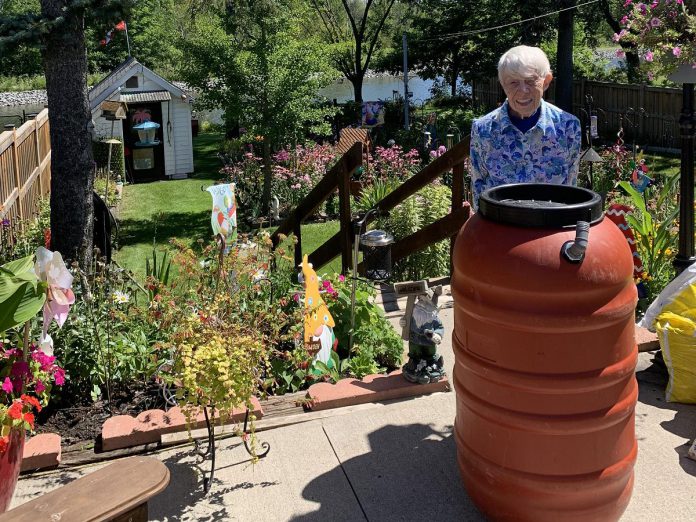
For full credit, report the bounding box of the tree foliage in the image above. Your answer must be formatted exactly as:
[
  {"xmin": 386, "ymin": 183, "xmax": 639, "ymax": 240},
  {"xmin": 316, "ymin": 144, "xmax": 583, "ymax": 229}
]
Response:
[
  {"xmin": 307, "ymin": 0, "xmax": 401, "ymax": 102},
  {"xmin": 180, "ymin": 0, "xmax": 337, "ymax": 212}
]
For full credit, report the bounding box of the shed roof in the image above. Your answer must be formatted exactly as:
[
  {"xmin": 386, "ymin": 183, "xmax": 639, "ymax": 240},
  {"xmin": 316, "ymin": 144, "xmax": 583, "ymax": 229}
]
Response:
[{"xmin": 120, "ymin": 91, "xmax": 171, "ymax": 103}]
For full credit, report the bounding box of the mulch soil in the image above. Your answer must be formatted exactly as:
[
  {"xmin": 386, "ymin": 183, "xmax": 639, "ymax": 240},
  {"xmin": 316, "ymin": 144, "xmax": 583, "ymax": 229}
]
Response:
[{"xmin": 35, "ymin": 381, "xmax": 167, "ymax": 447}]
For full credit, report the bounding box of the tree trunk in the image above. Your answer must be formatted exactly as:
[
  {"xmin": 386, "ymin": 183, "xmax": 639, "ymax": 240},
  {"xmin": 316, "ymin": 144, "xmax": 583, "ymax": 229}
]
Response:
[
  {"xmin": 41, "ymin": 0, "xmax": 94, "ymax": 268},
  {"xmin": 351, "ymin": 74, "xmax": 364, "ymax": 104},
  {"xmin": 261, "ymin": 138, "xmax": 272, "ymax": 218},
  {"xmin": 555, "ymin": 0, "xmax": 575, "ymax": 113}
]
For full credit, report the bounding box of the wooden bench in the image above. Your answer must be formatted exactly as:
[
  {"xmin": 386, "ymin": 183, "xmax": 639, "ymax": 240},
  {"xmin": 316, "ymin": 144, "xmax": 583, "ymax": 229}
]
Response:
[{"xmin": 0, "ymin": 456, "xmax": 170, "ymax": 522}]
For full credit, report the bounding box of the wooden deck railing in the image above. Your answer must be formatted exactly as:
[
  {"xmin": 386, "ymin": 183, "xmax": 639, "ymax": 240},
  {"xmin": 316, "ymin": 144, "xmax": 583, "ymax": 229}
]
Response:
[
  {"xmin": 271, "ymin": 136, "xmax": 472, "ymax": 275},
  {"xmin": 0, "ymin": 109, "xmax": 51, "ymax": 242}
]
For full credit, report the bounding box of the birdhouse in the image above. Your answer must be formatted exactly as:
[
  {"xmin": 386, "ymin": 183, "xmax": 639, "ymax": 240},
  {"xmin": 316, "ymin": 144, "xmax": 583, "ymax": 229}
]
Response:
[{"xmin": 100, "ymin": 101, "xmax": 128, "ymax": 121}]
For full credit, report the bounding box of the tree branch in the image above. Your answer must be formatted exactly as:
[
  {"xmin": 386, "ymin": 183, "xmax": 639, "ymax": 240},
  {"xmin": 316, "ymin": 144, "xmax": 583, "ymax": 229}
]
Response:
[{"xmin": 361, "ymin": 0, "xmax": 396, "ymax": 75}]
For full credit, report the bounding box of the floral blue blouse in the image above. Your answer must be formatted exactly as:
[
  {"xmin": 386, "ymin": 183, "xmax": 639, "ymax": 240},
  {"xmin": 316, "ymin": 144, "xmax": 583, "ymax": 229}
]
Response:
[{"xmin": 469, "ymin": 99, "xmax": 582, "ymax": 209}]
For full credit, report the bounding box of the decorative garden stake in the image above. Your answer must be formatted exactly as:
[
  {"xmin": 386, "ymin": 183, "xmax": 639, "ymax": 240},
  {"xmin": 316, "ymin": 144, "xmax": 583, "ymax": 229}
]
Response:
[
  {"xmin": 396, "ymin": 281, "xmax": 445, "ymax": 384},
  {"xmin": 205, "ymin": 183, "xmax": 238, "ymax": 253}
]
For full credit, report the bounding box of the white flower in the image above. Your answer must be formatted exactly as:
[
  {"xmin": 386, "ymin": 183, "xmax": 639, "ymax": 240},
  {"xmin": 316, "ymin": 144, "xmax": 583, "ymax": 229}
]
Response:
[
  {"xmin": 39, "ymin": 333, "xmax": 54, "ymax": 356},
  {"xmin": 34, "ymin": 247, "xmax": 75, "ymax": 338},
  {"xmin": 111, "ymin": 290, "xmax": 130, "ymax": 304}
]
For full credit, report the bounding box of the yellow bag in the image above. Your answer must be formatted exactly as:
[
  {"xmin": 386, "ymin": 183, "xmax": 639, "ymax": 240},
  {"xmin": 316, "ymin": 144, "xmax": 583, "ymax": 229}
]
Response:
[{"xmin": 656, "ymin": 311, "xmax": 696, "ymax": 403}]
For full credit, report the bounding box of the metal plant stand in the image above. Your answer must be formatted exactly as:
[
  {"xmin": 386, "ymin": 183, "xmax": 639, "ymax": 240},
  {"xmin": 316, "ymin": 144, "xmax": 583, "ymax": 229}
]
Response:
[{"xmin": 194, "ymin": 406, "xmax": 271, "ymax": 494}]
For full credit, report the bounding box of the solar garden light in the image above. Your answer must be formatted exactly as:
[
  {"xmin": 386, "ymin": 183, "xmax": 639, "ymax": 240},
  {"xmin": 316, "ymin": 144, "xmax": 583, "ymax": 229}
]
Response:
[{"xmin": 348, "ymin": 208, "xmax": 394, "ymax": 354}]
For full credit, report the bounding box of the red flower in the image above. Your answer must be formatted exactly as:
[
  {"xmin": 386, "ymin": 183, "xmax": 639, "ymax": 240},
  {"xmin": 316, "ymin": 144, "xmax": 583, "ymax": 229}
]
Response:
[
  {"xmin": 23, "ymin": 412, "xmax": 35, "ymax": 429},
  {"xmin": 7, "ymin": 401, "xmax": 23, "ymax": 420},
  {"xmin": 0, "ymin": 436, "xmax": 7, "ymax": 454},
  {"xmin": 43, "ymin": 228, "xmax": 51, "ymax": 249},
  {"xmin": 21, "ymin": 394, "xmax": 42, "ymax": 412}
]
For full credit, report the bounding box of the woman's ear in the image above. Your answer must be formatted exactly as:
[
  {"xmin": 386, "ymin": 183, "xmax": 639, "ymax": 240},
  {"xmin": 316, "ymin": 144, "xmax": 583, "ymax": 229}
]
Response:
[{"xmin": 543, "ymin": 72, "xmax": 553, "ymax": 91}]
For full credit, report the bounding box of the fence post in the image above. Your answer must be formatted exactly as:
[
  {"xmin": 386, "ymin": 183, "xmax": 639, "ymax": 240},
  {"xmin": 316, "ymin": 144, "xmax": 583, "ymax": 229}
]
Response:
[
  {"xmin": 338, "ymin": 160, "xmax": 353, "ymax": 274},
  {"xmin": 34, "ymin": 119, "xmax": 43, "ymax": 195},
  {"xmin": 11, "ymin": 129, "xmax": 25, "ymax": 230}
]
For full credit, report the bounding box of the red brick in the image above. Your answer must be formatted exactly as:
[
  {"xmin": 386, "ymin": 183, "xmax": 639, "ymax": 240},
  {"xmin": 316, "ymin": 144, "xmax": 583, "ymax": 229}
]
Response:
[
  {"xmin": 305, "ymin": 371, "xmax": 450, "ymax": 412},
  {"xmin": 636, "ymin": 325, "xmax": 660, "ymax": 352},
  {"xmin": 21, "ymin": 433, "xmax": 61, "ymax": 472},
  {"xmin": 101, "ymin": 397, "xmax": 264, "ymax": 451}
]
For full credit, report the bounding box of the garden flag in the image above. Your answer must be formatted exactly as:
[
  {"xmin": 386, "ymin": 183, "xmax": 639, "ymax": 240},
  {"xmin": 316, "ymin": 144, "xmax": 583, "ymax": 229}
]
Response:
[
  {"xmin": 301, "ymin": 255, "xmax": 336, "ymax": 367},
  {"xmin": 100, "ymin": 21, "xmax": 131, "ymax": 55},
  {"xmin": 206, "ymin": 183, "xmax": 237, "ymax": 252}
]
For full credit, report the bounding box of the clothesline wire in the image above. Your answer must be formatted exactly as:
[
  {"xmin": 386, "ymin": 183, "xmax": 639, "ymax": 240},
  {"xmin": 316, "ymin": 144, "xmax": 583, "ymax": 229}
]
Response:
[{"xmin": 415, "ymin": 0, "xmax": 601, "ymax": 43}]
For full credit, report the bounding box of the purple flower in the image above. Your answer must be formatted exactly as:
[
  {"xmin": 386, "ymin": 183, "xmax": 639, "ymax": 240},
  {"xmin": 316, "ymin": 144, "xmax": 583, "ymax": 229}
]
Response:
[
  {"xmin": 620, "ymin": 15, "xmax": 629, "ymax": 25},
  {"xmin": 645, "ymin": 50, "xmax": 654, "ymax": 62},
  {"xmin": 650, "ymin": 17, "xmax": 661, "ymax": 27},
  {"xmin": 673, "ymin": 46, "xmax": 682, "ymax": 57},
  {"xmin": 1, "ymin": 219, "xmax": 9, "ymax": 228},
  {"xmin": 2, "ymin": 377, "xmax": 13, "ymax": 394},
  {"xmin": 638, "ymin": 3, "xmax": 648, "ymax": 15}
]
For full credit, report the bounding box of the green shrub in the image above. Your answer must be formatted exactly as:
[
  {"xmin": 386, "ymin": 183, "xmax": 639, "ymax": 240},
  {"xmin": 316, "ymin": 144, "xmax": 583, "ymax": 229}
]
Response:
[{"xmin": 92, "ymin": 139, "xmax": 125, "ymax": 179}]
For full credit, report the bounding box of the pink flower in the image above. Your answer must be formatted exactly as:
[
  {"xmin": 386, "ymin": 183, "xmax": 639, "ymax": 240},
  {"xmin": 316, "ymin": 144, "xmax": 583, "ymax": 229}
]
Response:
[
  {"xmin": 650, "ymin": 17, "xmax": 661, "ymax": 27},
  {"xmin": 648, "ymin": 71, "xmax": 655, "ymax": 80},
  {"xmin": 677, "ymin": 0, "xmax": 683, "ymax": 4},
  {"xmin": 322, "ymin": 279, "xmax": 331, "ymax": 289},
  {"xmin": 612, "ymin": 33, "xmax": 621, "ymax": 42},
  {"xmin": 53, "ymin": 368, "xmax": 65, "ymax": 386},
  {"xmin": 620, "ymin": 15, "xmax": 629, "ymax": 25},
  {"xmin": 35, "ymin": 380, "xmax": 45, "ymax": 393},
  {"xmin": 645, "ymin": 51, "xmax": 654, "ymax": 62},
  {"xmin": 624, "ymin": 0, "xmax": 632, "ymax": 6},
  {"xmin": 338, "ymin": 275, "xmax": 345, "ymax": 282},
  {"xmin": 616, "ymin": 49, "xmax": 626, "ymax": 58},
  {"xmin": 673, "ymin": 47, "xmax": 682, "ymax": 57},
  {"xmin": 2, "ymin": 377, "xmax": 13, "ymax": 394},
  {"xmin": 292, "ymin": 293, "xmax": 300, "ymax": 303}
]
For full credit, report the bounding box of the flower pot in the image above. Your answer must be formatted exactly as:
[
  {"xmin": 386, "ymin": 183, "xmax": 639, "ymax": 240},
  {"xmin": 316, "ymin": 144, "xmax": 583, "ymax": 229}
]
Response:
[{"xmin": 0, "ymin": 430, "xmax": 25, "ymax": 512}]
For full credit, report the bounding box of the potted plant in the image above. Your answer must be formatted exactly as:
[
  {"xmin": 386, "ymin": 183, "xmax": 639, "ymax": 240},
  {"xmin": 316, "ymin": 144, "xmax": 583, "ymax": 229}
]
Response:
[{"xmin": 0, "ymin": 248, "xmax": 72, "ymax": 512}]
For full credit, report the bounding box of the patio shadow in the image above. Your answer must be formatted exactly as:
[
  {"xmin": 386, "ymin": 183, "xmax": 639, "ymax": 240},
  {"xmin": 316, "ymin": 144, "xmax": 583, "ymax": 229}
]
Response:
[{"xmin": 292, "ymin": 422, "xmax": 485, "ymax": 522}]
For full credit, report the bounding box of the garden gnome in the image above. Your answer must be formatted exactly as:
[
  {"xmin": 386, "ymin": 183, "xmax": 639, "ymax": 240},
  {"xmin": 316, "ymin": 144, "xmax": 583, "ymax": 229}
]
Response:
[
  {"xmin": 401, "ymin": 286, "xmax": 445, "ymax": 384},
  {"xmin": 301, "ymin": 255, "xmax": 336, "ymax": 367}
]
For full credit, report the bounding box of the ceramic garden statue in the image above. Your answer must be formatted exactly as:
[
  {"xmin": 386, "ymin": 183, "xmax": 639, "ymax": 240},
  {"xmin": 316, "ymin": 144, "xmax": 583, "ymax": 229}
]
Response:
[
  {"xmin": 206, "ymin": 183, "xmax": 237, "ymax": 252},
  {"xmin": 401, "ymin": 288, "xmax": 445, "ymax": 384}
]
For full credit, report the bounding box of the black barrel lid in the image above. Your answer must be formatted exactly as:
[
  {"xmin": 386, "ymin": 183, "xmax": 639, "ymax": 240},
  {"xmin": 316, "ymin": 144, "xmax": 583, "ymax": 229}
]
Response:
[{"xmin": 478, "ymin": 183, "xmax": 603, "ymax": 228}]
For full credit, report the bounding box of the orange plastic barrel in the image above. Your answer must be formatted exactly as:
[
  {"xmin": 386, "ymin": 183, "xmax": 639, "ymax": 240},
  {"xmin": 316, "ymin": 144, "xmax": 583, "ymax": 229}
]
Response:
[{"xmin": 452, "ymin": 184, "xmax": 638, "ymax": 522}]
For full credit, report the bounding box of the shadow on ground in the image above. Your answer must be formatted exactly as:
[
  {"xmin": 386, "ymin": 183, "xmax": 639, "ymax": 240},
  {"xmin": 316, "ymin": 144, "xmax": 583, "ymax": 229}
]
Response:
[
  {"xmin": 292, "ymin": 422, "xmax": 484, "ymax": 522},
  {"xmin": 636, "ymin": 354, "xmax": 696, "ymax": 477},
  {"xmin": 117, "ymin": 210, "xmax": 211, "ymax": 248}
]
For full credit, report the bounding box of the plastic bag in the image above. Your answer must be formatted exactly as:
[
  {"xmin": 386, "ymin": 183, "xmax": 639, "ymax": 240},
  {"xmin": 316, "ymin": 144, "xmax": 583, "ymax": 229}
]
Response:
[
  {"xmin": 639, "ymin": 263, "xmax": 696, "ymax": 403},
  {"xmin": 640, "ymin": 263, "xmax": 696, "ymax": 331},
  {"xmin": 655, "ymin": 312, "xmax": 696, "ymax": 403}
]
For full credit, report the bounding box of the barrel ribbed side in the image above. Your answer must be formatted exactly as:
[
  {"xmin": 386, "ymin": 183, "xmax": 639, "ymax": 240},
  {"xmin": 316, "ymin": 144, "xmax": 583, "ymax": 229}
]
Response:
[{"xmin": 452, "ymin": 214, "xmax": 638, "ymax": 521}]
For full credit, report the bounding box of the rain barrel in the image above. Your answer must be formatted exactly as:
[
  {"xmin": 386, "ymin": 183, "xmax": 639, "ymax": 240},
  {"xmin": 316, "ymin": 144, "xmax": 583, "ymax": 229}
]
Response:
[{"xmin": 451, "ymin": 184, "xmax": 638, "ymax": 522}]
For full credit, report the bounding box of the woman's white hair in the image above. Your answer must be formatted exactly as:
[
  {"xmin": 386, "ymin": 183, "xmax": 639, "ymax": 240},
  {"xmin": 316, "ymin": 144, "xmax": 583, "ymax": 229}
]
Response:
[{"xmin": 498, "ymin": 46, "xmax": 551, "ymax": 82}]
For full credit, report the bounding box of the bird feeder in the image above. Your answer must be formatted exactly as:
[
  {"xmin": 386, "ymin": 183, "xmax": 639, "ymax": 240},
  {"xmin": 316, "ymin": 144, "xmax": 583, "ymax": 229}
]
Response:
[
  {"xmin": 133, "ymin": 121, "xmax": 160, "ymax": 146},
  {"xmin": 360, "ymin": 229, "xmax": 394, "ymax": 282}
]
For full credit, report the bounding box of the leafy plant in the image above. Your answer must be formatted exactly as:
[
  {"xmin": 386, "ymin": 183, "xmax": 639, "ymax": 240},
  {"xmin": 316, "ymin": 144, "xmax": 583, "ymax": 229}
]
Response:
[
  {"xmin": 145, "ymin": 247, "xmax": 171, "ymax": 301},
  {"xmin": 618, "ymin": 175, "xmax": 679, "ymax": 306}
]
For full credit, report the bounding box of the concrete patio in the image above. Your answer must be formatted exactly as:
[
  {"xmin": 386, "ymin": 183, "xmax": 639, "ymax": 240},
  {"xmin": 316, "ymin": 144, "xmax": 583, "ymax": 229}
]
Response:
[{"xmin": 8, "ymin": 295, "xmax": 696, "ymax": 521}]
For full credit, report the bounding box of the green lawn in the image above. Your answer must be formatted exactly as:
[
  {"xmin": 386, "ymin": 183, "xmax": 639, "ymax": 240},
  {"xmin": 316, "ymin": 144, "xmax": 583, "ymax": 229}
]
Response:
[{"xmin": 114, "ymin": 132, "xmax": 341, "ymax": 278}]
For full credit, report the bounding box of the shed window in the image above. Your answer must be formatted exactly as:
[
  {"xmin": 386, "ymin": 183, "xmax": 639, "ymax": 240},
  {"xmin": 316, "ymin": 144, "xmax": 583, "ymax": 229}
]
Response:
[{"xmin": 125, "ymin": 76, "xmax": 138, "ymax": 88}]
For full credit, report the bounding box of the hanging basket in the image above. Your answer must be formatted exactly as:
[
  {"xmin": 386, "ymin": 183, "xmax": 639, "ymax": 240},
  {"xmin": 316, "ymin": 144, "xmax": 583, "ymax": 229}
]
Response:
[{"xmin": 0, "ymin": 429, "xmax": 25, "ymax": 512}]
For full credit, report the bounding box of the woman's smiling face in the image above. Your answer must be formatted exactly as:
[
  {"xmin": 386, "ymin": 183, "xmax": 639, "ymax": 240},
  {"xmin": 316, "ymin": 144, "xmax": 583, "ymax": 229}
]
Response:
[{"xmin": 500, "ymin": 69, "xmax": 552, "ymax": 119}]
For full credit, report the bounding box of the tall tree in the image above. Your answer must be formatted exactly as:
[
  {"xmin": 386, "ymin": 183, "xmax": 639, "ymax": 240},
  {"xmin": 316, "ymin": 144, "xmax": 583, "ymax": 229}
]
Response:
[
  {"xmin": 1, "ymin": 1, "xmax": 128, "ymax": 266},
  {"xmin": 308, "ymin": 0, "xmax": 398, "ymax": 102},
  {"xmin": 181, "ymin": 0, "xmax": 336, "ymax": 214}
]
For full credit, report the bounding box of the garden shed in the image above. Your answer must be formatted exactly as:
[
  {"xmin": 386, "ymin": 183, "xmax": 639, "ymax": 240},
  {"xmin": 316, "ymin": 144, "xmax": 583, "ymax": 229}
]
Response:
[{"xmin": 88, "ymin": 57, "xmax": 194, "ymax": 181}]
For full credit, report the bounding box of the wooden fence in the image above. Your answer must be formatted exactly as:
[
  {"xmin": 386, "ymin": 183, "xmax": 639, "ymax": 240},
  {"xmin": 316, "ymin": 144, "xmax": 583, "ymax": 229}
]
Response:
[
  {"xmin": 472, "ymin": 78, "xmax": 683, "ymax": 151},
  {"xmin": 0, "ymin": 108, "xmax": 51, "ymax": 243}
]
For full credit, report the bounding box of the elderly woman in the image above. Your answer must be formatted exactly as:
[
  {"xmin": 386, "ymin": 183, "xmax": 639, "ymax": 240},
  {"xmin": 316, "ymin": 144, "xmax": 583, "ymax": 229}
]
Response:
[{"xmin": 470, "ymin": 46, "xmax": 581, "ymax": 209}]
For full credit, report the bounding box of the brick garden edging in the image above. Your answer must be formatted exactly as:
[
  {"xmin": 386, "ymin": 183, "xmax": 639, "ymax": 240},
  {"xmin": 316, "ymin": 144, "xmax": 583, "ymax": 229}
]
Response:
[
  {"xmin": 305, "ymin": 370, "xmax": 451, "ymax": 412},
  {"xmin": 17, "ymin": 328, "xmax": 661, "ymax": 473},
  {"xmin": 21, "ymin": 433, "xmax": 62, "ymax": 472},
  {"xmin": 101, "ymin": 398, "xmax": 264, "ymax": 451}
]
